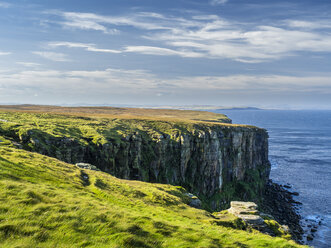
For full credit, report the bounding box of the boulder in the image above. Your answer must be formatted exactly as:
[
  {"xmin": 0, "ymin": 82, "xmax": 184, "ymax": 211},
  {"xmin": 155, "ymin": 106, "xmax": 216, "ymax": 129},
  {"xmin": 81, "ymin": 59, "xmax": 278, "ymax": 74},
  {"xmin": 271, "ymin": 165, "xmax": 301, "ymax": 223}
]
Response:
[
  {"xmin": 240, "ymin": 215, "xmax": 264, "ymax": 225},
  {"xmin": 281, "ymin": 225, "xmax": 290, "ymax": 233},
  {"xmin": 184, "ymin": 193, "xmax": 202, "ymax": 209},
  {"xmin": 75, "ymin": 163, "xmax": 100, "ymax": 171}
]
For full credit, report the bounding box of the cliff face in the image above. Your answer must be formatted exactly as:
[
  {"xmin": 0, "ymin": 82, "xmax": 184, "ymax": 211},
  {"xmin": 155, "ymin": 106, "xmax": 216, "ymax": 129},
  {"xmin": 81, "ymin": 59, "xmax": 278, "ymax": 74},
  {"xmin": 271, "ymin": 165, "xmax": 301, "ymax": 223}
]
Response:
[
  {"xmin": 0, "ymin": 108, "xmax": 270, "ymax": 210},
  {"xmin": 20, "ymin": 124, "xmax": 270, "ymax": 210}
]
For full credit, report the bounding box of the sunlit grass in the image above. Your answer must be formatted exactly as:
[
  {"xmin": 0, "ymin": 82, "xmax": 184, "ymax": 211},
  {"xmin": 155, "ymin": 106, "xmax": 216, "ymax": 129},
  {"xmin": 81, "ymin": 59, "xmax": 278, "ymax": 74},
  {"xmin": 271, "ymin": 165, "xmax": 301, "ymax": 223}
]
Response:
[
  {"xmin": 0, "ymin": 105, "xmax": 260, "ymax": 149},
  {"xmin": 0, "ymin": 141, "xmax": 305, "ymax": 247},
  {"xmin": 0, "ymin": 105, "xmax": 232, "ymax": 125}
]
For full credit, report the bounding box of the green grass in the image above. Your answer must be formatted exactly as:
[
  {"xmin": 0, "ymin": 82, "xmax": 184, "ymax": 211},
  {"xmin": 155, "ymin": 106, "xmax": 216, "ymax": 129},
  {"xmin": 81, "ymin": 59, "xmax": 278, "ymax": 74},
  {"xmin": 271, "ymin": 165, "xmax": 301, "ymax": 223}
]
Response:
[
  {"xmin": 0, "ymin": 105, "xmax": 232, "ymax": 124},
  {"xmin": 0, "ymin": 106, "xmax": 302, "ymax": 247},
  {"xmin": 0, "ymin": 107, "xmax": 262, "ymax": 155},
  {"xmin": 0, "ymin": 138, "xmax": 305, "ymax": 247},
  {"xmin": 0, "ymin": 111, "xmax": 218, "ymax": 144},
  {"xmin": 0, "ymin": 106, "xmax": 263, "ymax": 154}
]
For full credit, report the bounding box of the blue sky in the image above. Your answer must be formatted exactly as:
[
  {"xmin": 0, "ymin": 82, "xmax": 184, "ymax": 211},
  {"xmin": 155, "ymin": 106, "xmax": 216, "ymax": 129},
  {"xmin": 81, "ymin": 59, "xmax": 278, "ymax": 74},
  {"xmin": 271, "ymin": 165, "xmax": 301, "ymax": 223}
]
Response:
[{"xmin": 1, "ymin": 0, "xmax": 331, "ymax": 109}]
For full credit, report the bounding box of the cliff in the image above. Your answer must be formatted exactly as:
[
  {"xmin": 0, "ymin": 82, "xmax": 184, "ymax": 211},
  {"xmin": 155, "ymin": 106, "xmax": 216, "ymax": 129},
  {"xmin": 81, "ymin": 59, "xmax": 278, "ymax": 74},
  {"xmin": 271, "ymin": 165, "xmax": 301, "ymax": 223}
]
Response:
[{"xmin": 0, "ymin": 106, "xmax": 270, "ymax": 210}]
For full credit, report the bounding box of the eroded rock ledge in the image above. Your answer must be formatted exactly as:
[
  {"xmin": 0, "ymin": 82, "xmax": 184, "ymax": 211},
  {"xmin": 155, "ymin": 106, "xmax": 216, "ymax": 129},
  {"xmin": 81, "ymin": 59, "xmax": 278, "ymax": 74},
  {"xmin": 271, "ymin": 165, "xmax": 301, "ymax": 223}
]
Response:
[{"xmin": 226, "ymin": 201, "xmax": 291, "ymax": 239}]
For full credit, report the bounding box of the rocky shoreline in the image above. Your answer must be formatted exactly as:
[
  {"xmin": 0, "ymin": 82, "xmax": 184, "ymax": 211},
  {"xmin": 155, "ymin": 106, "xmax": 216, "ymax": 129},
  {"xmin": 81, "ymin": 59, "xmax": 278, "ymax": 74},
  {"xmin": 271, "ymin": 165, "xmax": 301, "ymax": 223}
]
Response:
[
  {"xmin": 261, "ymin": 180, "xmax": 304, "ymax": 243},
  {"xmin": 260, "ymin": 179, "xmax": 323, "ymax": 245}
]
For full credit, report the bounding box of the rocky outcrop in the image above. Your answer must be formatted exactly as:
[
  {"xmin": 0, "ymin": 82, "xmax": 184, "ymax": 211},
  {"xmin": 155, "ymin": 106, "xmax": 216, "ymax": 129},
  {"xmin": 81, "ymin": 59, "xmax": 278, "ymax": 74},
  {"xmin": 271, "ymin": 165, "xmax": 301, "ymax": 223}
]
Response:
[
  {"xmin": 184, "ymin": 193, "xmax": 202, "ymax": 209},
  {"xmin": 226, "ymin": 201, "xmax": 291, "ymax": 238},
  {"xmin": 228, "ymin": 201, "xmax": 263, "ymax": 225},
  {"xmin": 16, "ymin": 125, "xmax": 270, "ymax": 210}
]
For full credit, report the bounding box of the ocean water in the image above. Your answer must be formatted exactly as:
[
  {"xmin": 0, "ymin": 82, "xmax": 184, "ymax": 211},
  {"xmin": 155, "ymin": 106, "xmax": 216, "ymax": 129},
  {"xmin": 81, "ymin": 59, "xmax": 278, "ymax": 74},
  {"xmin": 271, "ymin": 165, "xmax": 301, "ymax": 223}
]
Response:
[{"xmin": 214, "ymin": 110, "xmax": 331, "ymax": 247}]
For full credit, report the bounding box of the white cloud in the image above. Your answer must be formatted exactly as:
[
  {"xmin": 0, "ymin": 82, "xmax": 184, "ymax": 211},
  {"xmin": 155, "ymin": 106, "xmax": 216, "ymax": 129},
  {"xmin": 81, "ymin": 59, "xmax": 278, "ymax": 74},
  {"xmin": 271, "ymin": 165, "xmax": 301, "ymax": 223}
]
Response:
[
  {"xmin": 169, "ymin": 75, "xmax": 331, "ymax": 92},
  {"xmin": 145, "ymin": 19, "xmax": 331, "ymax": 62},
  {"xmin": 58, "ymin": 11, "xmax": 167, "ymax": 33},
  {"xmin": 16, "ymin": 62, "xmax": 41, "ymax": 67},
  {"xmin": 124, "ymin": 46, "xmax": 204, "ymax": 58},
  {"xmin": 48, "ymin": 42, "xmax": 122, "ymax": 53},
  {"xmin": 210, "ymin": 0, "xmax": 228, "ymax": 6},
  {"xmin": 0, "ymin": 68, "xmax": 158, "ymax": 100},
  {"xmin": 32, "ymin": 51, "xmax": 70, "ymax": 62},
  {"xmin": 286, "ymin": 20, "xmax": 331, "ymax": 30},
  {"xmin": 48, "ymin": 11, "xmax": 331, "ymax": 63},
  {"xmin": 47, "ymin": 42, "xmax": 204, "ymax": 58},
  {"xmin": 1, "ymin": 68, "xmax": 331, "ymax": 96},
  {"xmin": 0, "ymin": 51, "xmax": 10, "ymax": 55},
  {"xmin": 192, "ymin": 15, "xmax": 220, "ymax": 21},
  {"xmin": 61, "ymin": 20, "xmax": 108, "ymax": 33}
]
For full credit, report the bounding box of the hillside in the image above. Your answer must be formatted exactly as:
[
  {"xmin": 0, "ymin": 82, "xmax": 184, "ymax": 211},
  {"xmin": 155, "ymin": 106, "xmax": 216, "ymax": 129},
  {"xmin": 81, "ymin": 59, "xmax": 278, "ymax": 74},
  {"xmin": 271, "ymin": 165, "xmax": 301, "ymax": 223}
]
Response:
[
  {"xmin": 0, "ymin": 105, "xmax": 306, "ymax": 247},
  {"xmin": 0, "ymin": 136, "xmax": 304, "ymax": 247}
]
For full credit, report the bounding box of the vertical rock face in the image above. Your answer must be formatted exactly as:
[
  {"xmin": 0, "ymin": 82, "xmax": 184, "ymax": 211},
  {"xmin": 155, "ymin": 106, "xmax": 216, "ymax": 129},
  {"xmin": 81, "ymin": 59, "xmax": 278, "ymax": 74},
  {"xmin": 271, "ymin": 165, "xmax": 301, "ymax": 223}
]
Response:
[{"xmin": 21, "ymin": 125, "xmax": 270, "ymax": 210}]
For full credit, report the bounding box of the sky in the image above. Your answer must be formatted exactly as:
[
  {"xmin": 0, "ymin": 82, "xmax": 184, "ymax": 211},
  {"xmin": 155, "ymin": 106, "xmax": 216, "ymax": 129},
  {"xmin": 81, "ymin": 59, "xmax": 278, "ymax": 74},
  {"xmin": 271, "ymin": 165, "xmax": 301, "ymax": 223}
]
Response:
[{"xmin": 0, "ymin": 0, "xmax": 331, "ymax": 109}]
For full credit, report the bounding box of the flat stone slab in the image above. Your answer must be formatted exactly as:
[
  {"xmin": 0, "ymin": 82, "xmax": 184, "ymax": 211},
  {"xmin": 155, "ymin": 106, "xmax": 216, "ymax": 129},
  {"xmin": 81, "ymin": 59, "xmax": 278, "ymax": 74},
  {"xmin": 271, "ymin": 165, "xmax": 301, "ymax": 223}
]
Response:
[
  {"xmin": 231, "ymin": 201, "xmax": 257, "ymax": 210},
  {"xmin": 228, "ymin": 201, "xmax": 259, "ymax": 215},
  {"xmin": 228, "ymin": 201, "xmax": 265, "ymax": 226}
]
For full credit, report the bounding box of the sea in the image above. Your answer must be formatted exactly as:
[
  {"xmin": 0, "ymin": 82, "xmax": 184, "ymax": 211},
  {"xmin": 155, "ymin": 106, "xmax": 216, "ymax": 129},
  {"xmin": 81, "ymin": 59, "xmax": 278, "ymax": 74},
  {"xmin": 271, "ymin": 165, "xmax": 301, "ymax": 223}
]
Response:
[{"xmin": 213, "ymin": 109, "xmax": 331, "ymax": 248}]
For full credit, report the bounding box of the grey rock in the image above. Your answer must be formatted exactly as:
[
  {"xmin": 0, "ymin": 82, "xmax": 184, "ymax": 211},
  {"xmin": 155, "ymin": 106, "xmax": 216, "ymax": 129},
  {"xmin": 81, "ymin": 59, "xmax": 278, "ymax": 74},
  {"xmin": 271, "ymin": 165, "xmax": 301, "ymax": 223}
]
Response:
[
  {"xmin": 281, "ymin": 225, "xmax": 290, "ymax": 233},
  {"xmin": 228, "ymin": 201, "xmax": 263, "ymax": 225},
  {"xmin": 76, "ymin": 163, "xmax": 100, "ymax": 171},
  {"xmin": 226, "ymin": 201, "xmax": 290, "ymax": 237},
  {"xmin": 238, "ymin": 214, "xmax": 264, "ymax": 225},
  {"xmin": 184, "ymin": 193, "xmax": 202, "ymax": 209},
  {"xmin": 228, "ymin": 201, "xmax": 259, "ymax": 215}
]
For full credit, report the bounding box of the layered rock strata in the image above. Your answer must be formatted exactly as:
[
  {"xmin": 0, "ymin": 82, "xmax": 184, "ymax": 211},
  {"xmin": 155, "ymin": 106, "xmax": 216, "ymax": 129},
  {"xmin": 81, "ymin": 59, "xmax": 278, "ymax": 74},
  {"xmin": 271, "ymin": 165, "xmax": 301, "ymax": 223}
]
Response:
[{"xmin": 17, "ymin": 125, "xmax": 270, "ymax": 210}]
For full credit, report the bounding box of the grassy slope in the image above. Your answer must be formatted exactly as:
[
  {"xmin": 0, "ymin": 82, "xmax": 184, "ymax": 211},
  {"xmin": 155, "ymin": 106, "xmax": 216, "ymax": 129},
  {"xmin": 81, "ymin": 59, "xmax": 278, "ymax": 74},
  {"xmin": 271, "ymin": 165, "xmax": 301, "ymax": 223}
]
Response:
[
  {"xmin": 0, "ymin": 138, "xmax": 305, "ymax": 248},
  {"xmin": 0, "ymin": 107, "xmax": 302, "ymax": 247}
]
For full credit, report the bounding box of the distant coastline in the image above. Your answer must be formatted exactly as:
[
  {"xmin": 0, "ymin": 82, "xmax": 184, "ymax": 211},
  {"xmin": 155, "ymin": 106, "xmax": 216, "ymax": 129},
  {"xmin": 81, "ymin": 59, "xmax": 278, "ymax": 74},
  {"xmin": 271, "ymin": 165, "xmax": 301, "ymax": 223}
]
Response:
[{"xmin": 2, "ymin": 103, "xmax": 331, "ymax": 111}]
